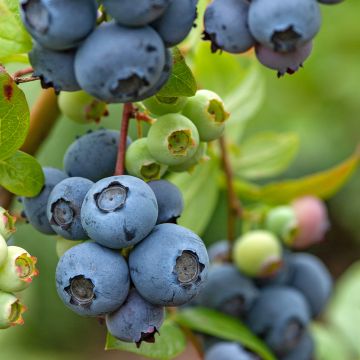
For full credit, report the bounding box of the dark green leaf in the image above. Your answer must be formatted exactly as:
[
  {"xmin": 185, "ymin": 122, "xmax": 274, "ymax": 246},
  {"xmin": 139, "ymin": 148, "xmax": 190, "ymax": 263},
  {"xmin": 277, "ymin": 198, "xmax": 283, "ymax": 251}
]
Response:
[
  {"xmin": 0, "ymin": 150, "xmax": 44, "ymax": 196},
  {"xmin": 157, "ymin": 47, "xmax": 197, "ymax": 98},
  {"xmin": 105, "ymin": 320, "xmax": 186, "ymax": 360},
  {"xmin": 0, "ymin": 66, "xmax": 30, "ymax": 160},
  {"xmin": 232, "ymin": 132, "xmax": 299, "ymax": 180},
  {"xmin": 175, "ymin": 308, "xmax": 276, "ymax": 360}
]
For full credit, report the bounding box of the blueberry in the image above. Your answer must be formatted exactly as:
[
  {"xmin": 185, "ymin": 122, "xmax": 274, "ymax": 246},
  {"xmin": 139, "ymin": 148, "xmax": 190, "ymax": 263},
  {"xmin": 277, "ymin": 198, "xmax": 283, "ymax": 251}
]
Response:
[
  {"xmin": 181, "ymin": 90, "xmax": 229, "ymax": 142},
  {"xmin": 207, "ymin": 240, "xmax": 230, "ymax": 263},
  {"xmin": 106, "ymin": 289, "xmax": 164, "ymax": 346},
  {"xmin": 0, "ymin": 246, "xmax": 38, "ymax": 293},
  {"xmin": 63, "ymin": 129, "xmax": 127, "ymax": 182},
  {"xmin": 286, "ymin": 253, "xmax": 332, "ymax": 318},
  {"xmin": 151, "ymin": 0, "xmax": 198, "ymax": 47},
  {"xmin": 47, "ymin": 177, "xmax": 93, "ymax": 240},
  {"xmin": 255, "ymin": 42, "xmax": 313, "ymax": 77},
  {"xmin": 205, "ymin": 342, "xmax": 256, "ymax": 360},
  {"xmin": 248, "ymin": 0, "xmax": 321, "ymax": 52},
  {"xmin": 129, "ymin": 223, "xmax": 209, "ymax": 306},
  {"xmin": 280, "ymin": 332, "xmax": 314, "ymax": 360},
  {"xmin": 81, "ymin": 175, "xmax": 158, "ymax": 249},
  {"xmin": 147, "ymin": 180, "xmax": 184, "ymax": 224},
  {"xmin": 0, "ymin": 235, "xmax": 7, "ymax": 268},
  {"xmin": 143, "ymin": 95, "xmax": 188, "ymax": 116},
  {"xmin": 196, "ymin": 264, "xmax": 259, "ymax": 319},
  {"xmin": 74, "ymin": 22, "xmax": 166, "ymax": 103},
  {"xmin": 0, "ymin": 291, "xmax": 26, "ymax": 329},
  {"xmin": 23, "ymin": 167, "xmax": 68, "ymax": 235},
  {"xmin": 29, "ymin": 43, "xmax": 80, "ymax": 92},
  {"xmin": 203, "ymin": 0, "xmax": 255, "ymax": 54},
  {"xmin": 147, "ymin": 113, "xmax": 200, "ymax": 166},
  {"xmin": 102, "ymin": 0, "xmax": 171, "ymax": 27},
  {"xmin": 56, "ymin": 242, "xmax": 130, "ymax": 317},
  {"xmin": 125, "ymin": 138, "xmax": 168, "ymax": 182},
  {"xmin": 20, "ymin": 0, "xmax": 97, "ymax": 50},
  {"xmin": 246, "ymin": 286, "xmax": 310, "ymax": 355}
]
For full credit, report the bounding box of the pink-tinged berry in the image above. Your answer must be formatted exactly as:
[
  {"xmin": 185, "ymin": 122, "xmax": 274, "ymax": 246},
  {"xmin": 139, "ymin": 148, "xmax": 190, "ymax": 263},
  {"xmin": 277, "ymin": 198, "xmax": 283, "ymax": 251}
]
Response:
[
  {"xmin": 291, "ymin": 196, "xmax": 329, "ymax": 249},
  {"xmin": 0, "ymin": 290, "xmax": 26, "ymax": 329},
  {"xmin": 0, "ymin": 207, "xmax": 16, "ymax": 240},
  {"xmin": 0, "ymin": 246, "xmax": 39, "ymax": 293}
]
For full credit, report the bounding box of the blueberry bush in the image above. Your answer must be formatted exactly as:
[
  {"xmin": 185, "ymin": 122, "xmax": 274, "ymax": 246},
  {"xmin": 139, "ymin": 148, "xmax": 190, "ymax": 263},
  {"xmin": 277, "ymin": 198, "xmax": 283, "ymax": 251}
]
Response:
[{"xmin": 0, "ymin": 0, "xmax": 359, "ymax": 359}]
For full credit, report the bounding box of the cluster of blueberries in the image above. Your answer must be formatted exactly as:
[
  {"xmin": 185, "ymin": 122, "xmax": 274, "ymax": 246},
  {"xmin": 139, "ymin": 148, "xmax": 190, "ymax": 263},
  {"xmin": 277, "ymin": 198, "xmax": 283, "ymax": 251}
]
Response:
[
  {"xmin": 20, "ymin": 0, "xmax": 198, "ymax": 102},
  {"xmin": 203, "ymin": 0, "xmax": 344, "ymax": 76},
  {"xmin": 195, "ymin": 196, "xmax": 333, "ymax": 359},
  {"xmin": 0, "ymin": 208, "xmax": 37, "ymax": 329},
  {"xmin": 21, "ymin": 128, "xmax": 210, "ymax": 346}
]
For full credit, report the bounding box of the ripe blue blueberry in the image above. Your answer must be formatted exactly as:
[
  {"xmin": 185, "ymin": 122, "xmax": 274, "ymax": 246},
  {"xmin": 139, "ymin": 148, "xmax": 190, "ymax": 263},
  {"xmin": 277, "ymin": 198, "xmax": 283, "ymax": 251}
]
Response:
[
  {"xmin": 81, "ymin": 175, "xmax": 158, "ymax": 249},
  {"xmin": 248, "ymin": 0, "xmax": 321, "ymax": 52},
  {"xmin": 205, "ymin": 342, "xmax": 256, "ymax": 360},
  {"xmin": 203, "ymin": 0, "xmax": 255, "ymax": 54},
  {"xmin": 74, "ymin": 22, "xmax": 166, "ymax": 103},
  {"xmin": 20, "ymin": 0, "xmax": 97, "ymax": 50},
  {"xmin": 47, "ymin": 177, "xmax": 94, "ymax": 240},
  {"xmin": 102, "ymin": 0, "xmax": 171, "ymax": 27},
  {"xmin": 151, "ymin": 0, "xmax": 198, "ymax": 47},
  {"xmin": 286, "ymin": 253, "xmax": 332, "ymax": 318},
  {"xmin": 246, "ymin": 286, "xmax": 310, "ymax": 355},
  {"xmin": 63, "ymin": 129, "xmax": 126, "ymax": 182},
  {"xmin": 23, "ymin": 167, "xmax": 67, "ymax": 235},
  {"xmin": 106, "ymin": 289, "xmax": 164, "ymax": 346},
  {"xmin": 29, "ymin": 43, "xmax": 80, "ymax": 92},
  {"xmin": 281, "ymin": 332, "xmax": 314, "ymax": 360},
  {"xmin": 196, "ymin": 264, "xmax": 259, "ymax": 319},
  {"xmin": 147, "ymin": 180, "xmax": 184, "ymax": 224},
  {"xmin": 129, "ymin": 223, "xmax": 209, "ymax": 306},
  {"xmin": 56, "ymin": 242, "xmax": 130, "ymax": 317}
]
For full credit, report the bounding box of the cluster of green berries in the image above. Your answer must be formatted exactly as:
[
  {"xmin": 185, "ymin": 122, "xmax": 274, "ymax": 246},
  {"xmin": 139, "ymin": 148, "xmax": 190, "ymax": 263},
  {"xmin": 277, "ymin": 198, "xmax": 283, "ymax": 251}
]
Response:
[{"xmin": 0, "ymin": 208, "xmax": 38, "ymax": 330}]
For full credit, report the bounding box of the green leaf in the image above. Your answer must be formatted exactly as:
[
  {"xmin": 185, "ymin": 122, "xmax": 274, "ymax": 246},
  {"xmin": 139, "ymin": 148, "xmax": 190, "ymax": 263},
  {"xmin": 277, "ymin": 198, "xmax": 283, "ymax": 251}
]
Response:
[
  {"xmin": 174, "ymin": 308, "xmax": 276, "ymax": 360},
  {"xmin": 233, "ymin": 148, "xmax": 360, "ymax": 204},
  {"xmin": 0, "ymin": 150, "xmax": 44, "ymax": 196},
  {"xmin": 168, "ymin": 158, "xmax": 220, "ymax": 236},
  {"xmin": 157, "ymin": 47, "xmax": 197, "ymax": 98},
  {"xmin": 0, "ymin": 0, "xmax": 32, "ymax": 61},
  {"xmin": 232, "ymin": 132, "xmax": 299, "ymax": 180},
  {"xmin": 105, "ymin": 321, "xmax": 186, "ymax": 360},
  {"xmin": 0, "ymin": 66, "xmax": 30, "ymax": 160}
]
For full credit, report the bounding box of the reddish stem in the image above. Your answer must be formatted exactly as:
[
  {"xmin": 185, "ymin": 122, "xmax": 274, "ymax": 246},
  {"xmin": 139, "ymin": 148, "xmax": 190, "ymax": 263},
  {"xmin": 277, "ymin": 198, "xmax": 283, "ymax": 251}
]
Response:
[
  {"xmin": 15, "ymin": 76, "xmax": 40, "ymax": 84},
  {"xmin": 114, "ymin": 103, "xmax": 134, "ymax": 176},
  {"xmin": 12, "ymin": 67, "xmax": 34, "ymax": 78}
]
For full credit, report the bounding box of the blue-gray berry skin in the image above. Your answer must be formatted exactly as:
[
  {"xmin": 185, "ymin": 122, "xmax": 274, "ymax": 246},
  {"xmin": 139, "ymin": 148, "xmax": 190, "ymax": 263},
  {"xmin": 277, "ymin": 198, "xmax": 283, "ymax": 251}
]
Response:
[
  {"xmin": 197, "ymin": 264, "xmax": 259, "ymax": 319},
  {"xmin": 106, "ymin": 289, "xmax": 165, "ymax": 346},
  {"xmin": 102, "ymin": 0, "xmax": 171, "ymax": 27},
  {"xmin": 206, "ymin": 342, "xmax": 256, "ymax": 360},
  {"xmin": 148, "ymin": 180, "xmax": 184, "ymax": 224},
  {"xmin": 23, "ymin": 167, "xmax": 67, "ymax": 235},
  {"xmin": 151, "ymin": 0, "xmax": 198, "ymax": 47},
  {"xmin": 29, "ymin": 43, "xmax": 80, "ymax": 92},
  {"xmin": 20, "ymin": 0, "xmax": 97, "ymax": 50},
  {"xmin": 203, "ymin": 0, "xmax": 255, "ymax": 54},
  {"xmin": 281, "ymin": 332, "xmax": 314, "ymax": 360},
  {"xmin": 81, "ymin": 175, "xmax": 158, "ymax": 249},
  {"xmin": 246, "ymin": 286, "xmax": 310, "ymax": 356},
  {"xmin": 248, "ymin": 0, "xmax": 321, "ymax": 52},
  {"xmin": 286, "ymin": 253, "xmax": 332, "ymax": 318},
  {"xmin": 75, "ymin": 22, "xmax": 166, "ymax": 103},
  {"xmin": 129, "ymin": 223, "xmax": 209, "ymax": 306},
  {"xmin": 207, "ymin": 240, "xmax": 230, "ymax": 263},
  {"xmin": 47, "ymin": 177, "xmax": 93, "ymax": 240},
  {"xmin": 56, "ymin": 242, "xmax": 130, "ymax": 317},
  {"xmin": 63, "ymin": 129, "xmax": 126, "ymax": 182}
]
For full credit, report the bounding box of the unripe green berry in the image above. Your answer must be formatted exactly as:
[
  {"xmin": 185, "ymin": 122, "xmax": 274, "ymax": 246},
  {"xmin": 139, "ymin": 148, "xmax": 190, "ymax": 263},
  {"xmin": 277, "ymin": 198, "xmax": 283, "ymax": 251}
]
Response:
[
  {"xmin": 169, "ymin": 142, "xmax": 208, "ymax": 173},
  {"xmin": 0, "ymin": 290, "xmax": 26, "ymax": 329},
  {"xmin": 58, "ymin": 91, "xmax": 109, "ymax": 124},
  {"xmin": 147, "ymin": 114, "xmax": 200, "ymax": 166},
  {"xmin": 0, "ymin": 208, "xmax": 16, "ymax": 241},
  {"xmin": 143, "ymin": 95, "xmax": 187, "ymax": 116},
  {"xmin": 232, "ymin": 230, "xmax": 282, "ymax": 278},
  {"xmin": 126, "ymin": 138, "xmax": 168, "ymax": 181},
  {"xmin": 265, "ymin": 206, "xmax": 298, "ymax": 246},
  {"xmin": 0, "ymin": 246, "xmax": 38, "ymax": 293},
  {"xmin": 56, "ymin": 237, "xmax": 83, "ymax": 259},
  {"xmin": 181, "ymin": 90, "xmax": 229, "ymax": 142},
  {"xmin": 0, "ymin": 235, "xmax": 7, "ymax": 268}
]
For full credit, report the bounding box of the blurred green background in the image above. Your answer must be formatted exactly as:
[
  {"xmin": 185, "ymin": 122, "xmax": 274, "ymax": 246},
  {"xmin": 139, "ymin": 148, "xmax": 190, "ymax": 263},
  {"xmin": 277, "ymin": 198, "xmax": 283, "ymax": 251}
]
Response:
[{"xmin": 1, "ymin": 1, "xmax": 359, "ymax": 359}]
